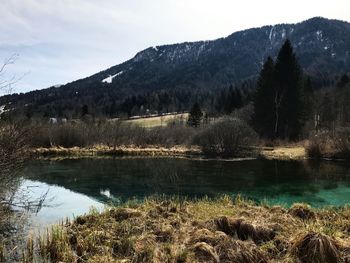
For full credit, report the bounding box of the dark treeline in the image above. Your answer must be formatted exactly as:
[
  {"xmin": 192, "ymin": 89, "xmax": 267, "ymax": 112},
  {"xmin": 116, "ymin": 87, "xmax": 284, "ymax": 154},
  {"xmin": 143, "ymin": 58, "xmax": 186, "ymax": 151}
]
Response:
[{"xmin": 1, "ymin": 79, "xmax": 254, "ymax": 120}]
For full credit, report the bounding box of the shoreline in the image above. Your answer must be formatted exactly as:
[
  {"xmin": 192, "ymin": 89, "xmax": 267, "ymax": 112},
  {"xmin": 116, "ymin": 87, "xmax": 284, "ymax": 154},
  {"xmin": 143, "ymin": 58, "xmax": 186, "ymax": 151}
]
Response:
[
  {"xmin": 30, "ymin": 145, "xmax": 307, "ymax": 161},
  {"xmin": 31, "ymin": 145, "xmax": 202, "ymax": 158}
]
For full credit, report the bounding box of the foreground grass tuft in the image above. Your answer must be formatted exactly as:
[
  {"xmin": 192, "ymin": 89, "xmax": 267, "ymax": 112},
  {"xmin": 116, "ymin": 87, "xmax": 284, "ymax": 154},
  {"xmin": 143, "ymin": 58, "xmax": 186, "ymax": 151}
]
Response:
[
  {"xmin": 22, "ymin": 196, "xmax": 350, "ymax": 262},
  {"xmin": 292, "ymin": 232, "xmax": 341, "ymax": 263}
]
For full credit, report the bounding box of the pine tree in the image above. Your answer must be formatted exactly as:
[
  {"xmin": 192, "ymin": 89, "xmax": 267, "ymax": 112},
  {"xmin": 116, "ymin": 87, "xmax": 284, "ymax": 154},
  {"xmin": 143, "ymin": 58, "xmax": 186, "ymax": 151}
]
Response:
[
  {"xmin": 253, "ymin": 40, "xmax": 305, "ymax": 140},
  {"xmin": 188, "ymin": 102, "xmax": 203, "ymax": 127},
  {"xmin": 221, "ymin": 86, "xmax": 244, "ymax": 115},
  {"xmin": 223, "ymin": 85, "xmax": 234, "ymax": 114},
  {"xmin": 274, "ymin": 39, "xmax": 304, "ymax": 139},
  {"xmin": 253, "ymin": 56, "xmax": 276, "ymax": 138},
  {"xmin": 337, "ymin": 74, "xmax": 350, "ymax": 89},
  {"xmin": 302, "ymin": 76, "xmax": 314, "ymax": 122},
  {"xmin": 320, "ymin": 93, "xmax": 334, "ymax": 130},
  {"xmin": 82, "ymin": 104, "xmax": 89, "ymax": 117},
  {"xmin": 232, "ymin": 89, "xmax": 243, "ymax": 110}
]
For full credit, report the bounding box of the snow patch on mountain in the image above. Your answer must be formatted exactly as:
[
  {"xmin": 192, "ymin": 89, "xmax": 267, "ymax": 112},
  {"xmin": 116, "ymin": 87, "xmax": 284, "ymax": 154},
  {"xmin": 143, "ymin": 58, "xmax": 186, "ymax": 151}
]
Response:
[
  {"xmin": 316, "ymin": 30, "xmax": 323, "ymax": 41},
  {"xmin": 0, "ymin": 105, "xmax": 10, "ymax": 116},
  {"xmin": 0, "ymin": 105, "xmax": 5, "ymax": 115},
  {"xmin": 281, "ymin": 29, "xmax": 286, "ymax": 39},
  {"xmin": 102, "ymin": 71, "xmax": 124, "ymax": 83},
  {"xmin": 269, "ymin": 26, "xmax": 274, "ymax": 41}
]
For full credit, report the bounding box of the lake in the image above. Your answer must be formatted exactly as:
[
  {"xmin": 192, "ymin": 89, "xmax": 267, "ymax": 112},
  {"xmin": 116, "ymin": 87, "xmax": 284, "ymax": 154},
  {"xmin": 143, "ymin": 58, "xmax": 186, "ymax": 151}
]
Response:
[{"xmin": 18, "ymin": 157, "xmax": 350, "ymax": 226}]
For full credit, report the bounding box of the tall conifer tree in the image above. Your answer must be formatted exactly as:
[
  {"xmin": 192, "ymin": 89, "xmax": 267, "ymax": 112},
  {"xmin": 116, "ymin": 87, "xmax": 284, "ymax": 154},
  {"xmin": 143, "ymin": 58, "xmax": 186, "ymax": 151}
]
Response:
[
  {"xmin": 253, "ymin": 56, "xmax": 275, "ymax": 138},
  {"xmin": 254, "ymin": 40, "xmax": 304, "ymax": 140},
  {"xmin": 274, "ymin": 39, "xmax": 303, "ymax": 139},
  {"xmin": 188, "ymin": 102, "xmax": 203, "ymax": 127}
]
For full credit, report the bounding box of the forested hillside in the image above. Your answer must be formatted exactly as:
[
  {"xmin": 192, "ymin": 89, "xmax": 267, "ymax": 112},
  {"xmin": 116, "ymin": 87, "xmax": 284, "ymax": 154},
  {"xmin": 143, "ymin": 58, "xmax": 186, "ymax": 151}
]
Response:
[{"xmin": 1, "ymin": 17, "xmax": 350, "ymax": 119}]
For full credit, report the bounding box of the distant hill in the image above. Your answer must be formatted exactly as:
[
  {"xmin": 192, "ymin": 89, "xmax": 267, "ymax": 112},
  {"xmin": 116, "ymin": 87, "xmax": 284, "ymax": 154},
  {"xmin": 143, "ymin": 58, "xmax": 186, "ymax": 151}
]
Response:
[{"xmin": 2, "ymin": 17, "xmax": 350, "ymax": 119}]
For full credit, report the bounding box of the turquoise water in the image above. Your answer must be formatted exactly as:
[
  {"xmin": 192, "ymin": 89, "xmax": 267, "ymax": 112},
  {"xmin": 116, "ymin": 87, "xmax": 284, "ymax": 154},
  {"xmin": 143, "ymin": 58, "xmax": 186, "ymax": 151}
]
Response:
[{"xmin": 19, "ymin": 158, "xmax": 350, "ymax": 224}]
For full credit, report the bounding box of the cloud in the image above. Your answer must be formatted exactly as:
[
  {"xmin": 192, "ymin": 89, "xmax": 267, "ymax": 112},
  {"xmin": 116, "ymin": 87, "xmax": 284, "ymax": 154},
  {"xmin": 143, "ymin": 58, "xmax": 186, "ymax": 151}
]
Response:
[{"xmin": 0, "ymin": 0, "xmax": 349, "ymax": 93}]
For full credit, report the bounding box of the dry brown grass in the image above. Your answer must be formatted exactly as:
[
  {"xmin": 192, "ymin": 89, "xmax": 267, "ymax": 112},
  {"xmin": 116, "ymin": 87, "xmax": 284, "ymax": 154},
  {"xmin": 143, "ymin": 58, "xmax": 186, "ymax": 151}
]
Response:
[
  {"xmin": 261, "ymin": 146, "xmax": 306, "ymax": 160},
  {"xmin": 20, "ymin": 196, "xmax": 350, "ymax": 263},
  {"xmin": 292, "ymin": 232, "xmax": 341, "ymax": 263},
  {"xmin": 288, "ymin": 203, "xmax": 316, "ymax": 221},
  {"xmin": 31, "ymin": 145, "xmax": 201, "ymax": 158},
  {"xmin": 124, "ymin": 113, "xmax": 189, "ymax": 128},
  {"xmin": 31, "ymin": 144, "xmax": 310, "ymax": 162}
]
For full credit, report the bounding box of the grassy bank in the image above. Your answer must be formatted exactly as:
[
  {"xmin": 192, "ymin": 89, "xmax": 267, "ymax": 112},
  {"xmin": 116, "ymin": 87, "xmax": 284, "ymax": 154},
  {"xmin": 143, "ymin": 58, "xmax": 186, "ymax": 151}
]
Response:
[
  {"xmin": 30, "ymin": 145, "xmax": 307, "ymax": 160},
  {"xmin": 31, "ymin": 145, "xmax": 201, "ymax": 158},
  {"xmin": 21, "ymin": 196, "xmax": 350, "ymax": 263}
]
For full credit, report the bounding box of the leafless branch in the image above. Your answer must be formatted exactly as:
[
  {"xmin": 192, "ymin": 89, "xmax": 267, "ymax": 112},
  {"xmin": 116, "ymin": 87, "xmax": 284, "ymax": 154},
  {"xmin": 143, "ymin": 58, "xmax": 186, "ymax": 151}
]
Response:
[{"xmin": 0, "ymin": 54, "xmax": 27, "ymax": 94}]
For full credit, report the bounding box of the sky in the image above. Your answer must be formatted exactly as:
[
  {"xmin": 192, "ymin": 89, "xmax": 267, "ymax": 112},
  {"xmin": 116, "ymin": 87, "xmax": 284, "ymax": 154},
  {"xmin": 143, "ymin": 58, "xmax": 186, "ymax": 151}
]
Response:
[{"xmin": 0, "ymin": 0, "xmax": 350, "ymax": 94}]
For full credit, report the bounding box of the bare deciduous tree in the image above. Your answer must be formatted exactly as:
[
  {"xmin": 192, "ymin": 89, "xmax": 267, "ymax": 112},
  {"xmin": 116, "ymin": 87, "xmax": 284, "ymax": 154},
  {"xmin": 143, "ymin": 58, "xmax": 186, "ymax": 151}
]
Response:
[
  {"xmin": 0, "ymin": 54, "xmax": 25, "ymax": 95},
  {"xmin": 0, "ymin": 56, "xmax": 47, "ymax": 261}
]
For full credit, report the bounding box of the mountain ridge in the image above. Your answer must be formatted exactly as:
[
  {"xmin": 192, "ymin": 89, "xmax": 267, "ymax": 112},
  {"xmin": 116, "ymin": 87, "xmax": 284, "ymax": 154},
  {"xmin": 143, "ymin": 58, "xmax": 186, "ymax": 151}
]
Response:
[
  {"xmin": 85, "ymin": 16, "xmax": 350, "ymax": 87},
  {"xmin": 1, "ymin": 16, "xmax": 350, "ymax": 118}
]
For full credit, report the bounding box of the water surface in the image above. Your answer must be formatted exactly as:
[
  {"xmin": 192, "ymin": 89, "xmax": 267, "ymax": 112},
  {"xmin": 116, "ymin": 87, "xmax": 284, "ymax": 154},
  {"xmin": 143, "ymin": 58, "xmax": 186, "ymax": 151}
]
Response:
[{"xmin": 19, "ymin": 157, "xmax": 350, "ymax": 225}]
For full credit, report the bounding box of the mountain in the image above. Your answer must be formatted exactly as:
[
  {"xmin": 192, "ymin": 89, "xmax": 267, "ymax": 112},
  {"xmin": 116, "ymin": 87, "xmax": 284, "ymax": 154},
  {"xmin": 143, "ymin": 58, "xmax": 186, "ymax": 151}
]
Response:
[{"xmin": 2, "ymin": 17, "xmax": 350, "ymax": 119}]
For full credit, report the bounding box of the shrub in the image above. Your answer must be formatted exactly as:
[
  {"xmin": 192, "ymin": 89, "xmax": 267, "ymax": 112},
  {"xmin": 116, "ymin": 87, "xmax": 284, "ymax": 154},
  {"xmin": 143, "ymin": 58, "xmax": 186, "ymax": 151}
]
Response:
[
  {"xmin": 29, "ymin": 125, "xmax": 52, "ymax": 148},
  {"xmin": 49, "ymin": 123, "xmax": 89, "ymax": 148},
  {"xmin": 306, "ymin": 129, "xmax": 350, "ymax": 160},
  {"xmin": 101, "ymin": 122, "xmax": 146, "ymax": 147},
  {"xmin": 31, "ymin": 121, "xmax": 197, "ymax": 149},
  {"xmin": 144, "ymin": 125, "xmax": 196, "ymax": 147},
  {"xmin": 193, "ymin": 117, "xmax": 258, "ymax": 157},
  {"xmin": 332, "ymin": 129, "xmax": 350, "ymax": 159},
  {"xmin": 0, "ymin": 124, "xmax": 28, "ymax": 173}
]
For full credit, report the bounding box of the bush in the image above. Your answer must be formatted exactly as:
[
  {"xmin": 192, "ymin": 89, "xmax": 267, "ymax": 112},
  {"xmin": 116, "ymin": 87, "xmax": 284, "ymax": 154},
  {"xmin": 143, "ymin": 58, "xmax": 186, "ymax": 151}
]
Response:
[
  {"xmin": 193, "ymin": 117, "xmax": 258, "ymax": 157},
  {"xmin": 306, "ymin": 129, "xmax": 350, "ymax": 160},
  {"xmin": 144, "ymin": 125, "xmax": 196, "ymax": 147},
  {"xmin": 306, "ymin": 135, "xmax": 326, "ymax": 159},
  {"xmin": 29, "ymin": 121, "xmax": 197, "ymax": 149},
  {"xmin": 29, "ymin": 125, "xmax": 52, "ymax": 148},
  {"xmin": 30, "ymin": 123, "xmax": 92, "ymax": 148},
  {"xmin": 0, "ymin": 124, "xmax": 28, "ymax": 174},
  {"xmin": 333, "ymin": 129, "xmax": 350, "ymax": 159},
  {"xmin": 50, "ymin": 123, "xmax": 89, "ymax": 147},
  {"xmin": 101, "ymin": 122, "xmax": 146, "ymax": 147}
]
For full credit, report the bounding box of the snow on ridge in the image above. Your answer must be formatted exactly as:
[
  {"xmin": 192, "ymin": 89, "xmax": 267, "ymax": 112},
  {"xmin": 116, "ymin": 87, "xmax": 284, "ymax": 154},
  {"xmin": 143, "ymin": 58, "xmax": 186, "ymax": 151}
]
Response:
[
  {"xmin": 102, "ymin": 71, "xmax": 124, "ymax": 84},
  {"xmin": 153, "ymin": 46, "xmax": 158, "ymax": 51},
  {"xmin": 0, "ymin": 105, "xmax": 5, "ymax": 115},
  {"xmin": 269, "ymin": 26, "xmax": 274, "ymax": 41},
  {"xmin": 316, "ymin": 30, "xmax": 323, "ymax": 41},
  {"xmin": 0, "ymin": 105, "xmax": 10, "ymax": 116},
  {"xmin": 281, "ymin": 28, "xmax": 286, "ymax": 39}
]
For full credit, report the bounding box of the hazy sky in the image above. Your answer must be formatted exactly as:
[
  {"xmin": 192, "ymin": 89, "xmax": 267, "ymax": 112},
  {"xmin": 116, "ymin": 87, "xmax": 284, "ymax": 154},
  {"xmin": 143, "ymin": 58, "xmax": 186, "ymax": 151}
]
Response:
[{"xmin": 1, "ymin": 0, "xmax": 349, "ymax": 93}]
